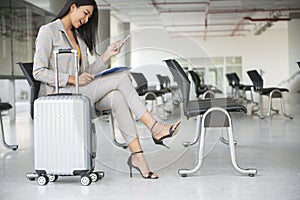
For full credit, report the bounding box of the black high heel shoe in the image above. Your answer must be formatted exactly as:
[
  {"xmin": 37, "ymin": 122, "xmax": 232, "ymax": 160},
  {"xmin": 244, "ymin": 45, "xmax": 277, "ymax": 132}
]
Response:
[
  {"xmin": 127, "ymin": 151, "xmax": 158, "ymax": 179},
  {"xmin": 151, "ymin": 121, "xmax": 181, "ymax": 149}
]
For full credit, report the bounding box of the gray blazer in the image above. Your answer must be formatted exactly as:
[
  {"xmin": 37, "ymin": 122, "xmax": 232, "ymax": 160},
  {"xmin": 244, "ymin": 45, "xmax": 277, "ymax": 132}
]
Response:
[{"xmin": 33, "ymin": 19, "xmax": 106, "ymax": 96}]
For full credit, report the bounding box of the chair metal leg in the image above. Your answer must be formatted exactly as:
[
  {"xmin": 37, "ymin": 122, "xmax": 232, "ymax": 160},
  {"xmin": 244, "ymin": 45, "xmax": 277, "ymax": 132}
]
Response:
[
  {"xmin": 145, "ymin": 92, "xmax": 168, "ymax": 120},
  {"xmin": 227, "ymin": 125, "xmax": 257, "ymax": 177},
  {"xmin": 271, "ymin": 107, "xmax": 279, "ymax": 113},
  {"xmin": 220, "ymin": 108, "xmax": 256, "ymax": 176},
  {"xmin": 220, "ymin": 130, "xmax": 237, "ymax": 145},
  {"xmin": 265, "ymin": 94, "xmax": 274, "ymax": 118},
  {"xmin": 242, "ymin": 89, "xmax": 248, "ymax": 103},
  {"xmin": 250, "ymin": 87, "xmax": 260, "ymax": 114},
  {"xmin": 178, "ymin": 116, "xmax": 206, "ymax": 177},
  {"xmin": 240, "ymin": 88, "xmax": 245, "ymax": 102},
  {"xmin": 159, "ymin": 96, "xmax": 168, "ymax": 120},
  {"xmin": 182, "ymin": 115, "xmax": 201, "ymax": 147},
  {"xmin": 280, "ymin": 95, "xmax": 293, "ymax": 119},
  {"xmin": 163, "ymin": 94, "xmax": 172, "ymax": 113},
  {"xmin": 109, "ymin": 113, "xmax": 127, "ymax": 149},
  {"xmin": 144, "ymin": 92, "xmax": 157, "ymax": 113},
  {"xmin": 265, "ymin": 90, "xmax": 280, "ymax": 118},
  {"xmin": 250, "ymin": 90, "xmax": 259, "ymax": 106},
  {"xmin": 233, "ymin": 87, "xmax": 239, "ymax": 100},
  {"xmin": 178, "ymin": 107, "xmax": 257, "ymax": 177},
  {"xmin": 0, "ymin": 115, "xmax": 18, "ymax": 150},
  {"xmin": 242, "ymin": 89, "xmax": 253, "ymax": 104},
  {"xmin": 251, "ymin": 93, "xmax": 265, "ymax": 119},
  {"xmin": 230, "ymin": 87, "xmax": 234, "ymax": 97},
  {"xmin": 262, "ymin": 90, "xmax": 292, "ymax": 119},
  {"xmin": 202, "ymin": 91, "xmax": 215, "ymax": 99},
  {"xmin": 251, "ymin": 104, "xmax": 260, "ymax": 114},
  {"xmin": 224, "ymin": 108, "xmax": 257, "ymax": 176}
]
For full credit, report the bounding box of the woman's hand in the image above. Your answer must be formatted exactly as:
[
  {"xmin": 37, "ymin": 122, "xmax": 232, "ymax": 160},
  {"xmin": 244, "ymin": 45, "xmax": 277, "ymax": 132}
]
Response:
[
  {"xmin": 68, "ymin": 73, "xmax": 94, "ymax": 86},
  {"xmin": 101, "ymin": 40, "xmax": 123, "ymax": 63},
  {"xmin": 78, "ymin": 73, "xmax": 94, "ymax": 86}
]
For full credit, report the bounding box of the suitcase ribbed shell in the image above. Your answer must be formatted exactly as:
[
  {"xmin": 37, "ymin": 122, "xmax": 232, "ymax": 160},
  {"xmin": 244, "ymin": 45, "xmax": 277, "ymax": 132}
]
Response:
[{"xmin": 34, "ymin": 95, "xmax": 94, "ymax": 175}]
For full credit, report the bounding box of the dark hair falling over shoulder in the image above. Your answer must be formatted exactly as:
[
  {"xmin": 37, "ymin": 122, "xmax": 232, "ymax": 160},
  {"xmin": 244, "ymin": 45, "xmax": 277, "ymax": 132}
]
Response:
[{"xmin": 53, "ymin": 0, "xmax": 99, "ymax": 54}]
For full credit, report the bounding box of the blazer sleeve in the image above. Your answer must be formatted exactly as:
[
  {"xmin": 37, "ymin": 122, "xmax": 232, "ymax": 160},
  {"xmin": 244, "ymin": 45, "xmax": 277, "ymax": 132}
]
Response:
[
  {"xmin": 33, "ymin": 25, "xmax": 69, "ymax": 87},
  {"xmin": 86, "ymin": 49, "xmax": 107, "ymax": 74}
]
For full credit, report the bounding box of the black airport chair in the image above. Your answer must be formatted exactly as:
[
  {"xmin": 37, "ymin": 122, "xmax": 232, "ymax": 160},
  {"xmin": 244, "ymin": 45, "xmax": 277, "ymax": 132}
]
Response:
[
  {"xmin": 188, "ymin": 70, "xmax": 222, "ymax": 99},
  {"xmin": 225, "ymin": 72, "xmax": 257, "ymax": 105},
  {"xmin": 156, "ymin": 74, "xmax": 174, "ymax": 113},
  {"xmin": 247, "ymin": 70, "xmax": 293, "ymax": 119},
  {"xmin": 164, "ymin": 59, "xmax": 257, "ymax": 177},
  {"xmin": 17, "ymin": 62, "xmax": 40, "ymax": 119},
  {"xmin": 157, "ymin": 74, "xmax": 181, "ymax": 107},
  {"xmin": 156, "ymin": 74, "xmax": 172, "ymax": 94},
  {"xmin": 131, "ymin": 72, "xmax": 168, "ymax": 119}
]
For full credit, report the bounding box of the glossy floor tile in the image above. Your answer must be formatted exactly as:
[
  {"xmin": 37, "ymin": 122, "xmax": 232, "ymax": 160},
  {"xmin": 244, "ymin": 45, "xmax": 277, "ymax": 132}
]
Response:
[{"xmin": 1, "ymin": 93, "xmax": 300, "ymax": 200}]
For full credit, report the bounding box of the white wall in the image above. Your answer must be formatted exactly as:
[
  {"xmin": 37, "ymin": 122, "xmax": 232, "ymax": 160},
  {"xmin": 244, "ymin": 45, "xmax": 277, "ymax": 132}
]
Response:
[
  {"xmin": 129, "ymin": 27, "xmax": 225, "ymax": 83},
  {"xmin": 129, "ymin": 23, "xmax": 290, "ymax": 87},
  {"xmin": 201, "ymin": 26, "xmax": 289, "ymax": 86},
  {"xmin": 288, "ymin": 18, "xmax": 300, "ymax": 76}
]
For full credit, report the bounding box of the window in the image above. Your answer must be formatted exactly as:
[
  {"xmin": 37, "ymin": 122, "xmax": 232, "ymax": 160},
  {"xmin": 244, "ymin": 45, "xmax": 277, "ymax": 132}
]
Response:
[{"xmin": 176, "ymin": 56, "xmax": 242, "ymax": 94}]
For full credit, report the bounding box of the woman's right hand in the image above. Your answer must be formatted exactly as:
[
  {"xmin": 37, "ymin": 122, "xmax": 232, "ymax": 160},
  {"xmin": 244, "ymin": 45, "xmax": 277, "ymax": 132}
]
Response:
[
  {"xmin": 101, "ymin": 40, "xmax": 122, "ymax": 63},
  {"xmin": 68, "ymin": 73, "xmax": 94, "ymax": 86}
]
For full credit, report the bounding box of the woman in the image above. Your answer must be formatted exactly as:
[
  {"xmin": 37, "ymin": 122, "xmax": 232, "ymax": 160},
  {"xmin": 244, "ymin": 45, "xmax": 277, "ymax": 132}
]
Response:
[{"xmin": 33, "ymin": 0, "xmax": 180, "ymax": 179}]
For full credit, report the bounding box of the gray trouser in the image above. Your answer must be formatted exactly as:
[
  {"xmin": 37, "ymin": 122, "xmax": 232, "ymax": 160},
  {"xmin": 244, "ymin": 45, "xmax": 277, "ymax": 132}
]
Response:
[{"xmin": 79, "ymin": 71, "xmax": 147, "ymax": 144}]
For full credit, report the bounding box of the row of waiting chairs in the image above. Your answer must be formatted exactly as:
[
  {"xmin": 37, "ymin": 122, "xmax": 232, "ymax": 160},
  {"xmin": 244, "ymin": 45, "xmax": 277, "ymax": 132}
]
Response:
[
  {"xmin": 226, "ymin": 71, "xmax": 293, "ymax": 119},
  {"xmin": 130, "ymin": 72, "xmax": 178, "ymax": 120},
  {"xmin": 187, "ymin": 69, "xmax": 293, "ymax": 119},
  {"xmin": 1, "ymin": 60, "xmax": 294, "ymax": 180}
]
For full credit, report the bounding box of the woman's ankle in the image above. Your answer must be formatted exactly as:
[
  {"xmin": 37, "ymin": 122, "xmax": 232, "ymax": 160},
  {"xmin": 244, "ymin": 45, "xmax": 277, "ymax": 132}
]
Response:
[
  {"xmin": 131, "ymin": 153, "xmax": 158, "ymax": 178},
  {"xmin": 151, "ymin": 122, "xmax": 169, "ymax": 138},
  {"xmin": 152, "ymin": 121, "xmax": 181, "ymax": 140}
]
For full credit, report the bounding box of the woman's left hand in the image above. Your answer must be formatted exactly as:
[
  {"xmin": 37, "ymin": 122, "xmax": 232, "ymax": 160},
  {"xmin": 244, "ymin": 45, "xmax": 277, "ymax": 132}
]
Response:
[{"xmin": 101, "ymin": 40, "xmax": 123, "ymax": 63}]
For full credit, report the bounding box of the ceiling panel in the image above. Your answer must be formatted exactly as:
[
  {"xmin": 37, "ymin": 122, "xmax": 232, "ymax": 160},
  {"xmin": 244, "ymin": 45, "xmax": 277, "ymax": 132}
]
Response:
[
  {"xmin": 26, "ymin": 0, "xmax": 300, "ymax": 40},
  {"xmin": 101, "ymin": 0, "xmax": 300, "ymax": 39}
]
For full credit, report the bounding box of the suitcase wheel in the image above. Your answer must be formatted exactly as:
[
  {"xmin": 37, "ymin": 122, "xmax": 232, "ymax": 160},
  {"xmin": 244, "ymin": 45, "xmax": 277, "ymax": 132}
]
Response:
[
  {"xmin": 80, "ymin": 175, "xmax": 92, "ymax": 186},
  {"xmin": 96, "ymin": 171, "xmax": 105, "ymax": 179},
  {"xmin": 100, "ymin": 172, "xmax": 105, "ymax": 178},
  {"xmin": 48, "ymin": 175, "xmax": 58, "ymax": 182},
  {"xmin": 89, "ymin": 172, "xmax": 99, "ymax": 182},
  {"xmin": 37, "ymin": 175, "xmax": 49, "ymax": 186}
]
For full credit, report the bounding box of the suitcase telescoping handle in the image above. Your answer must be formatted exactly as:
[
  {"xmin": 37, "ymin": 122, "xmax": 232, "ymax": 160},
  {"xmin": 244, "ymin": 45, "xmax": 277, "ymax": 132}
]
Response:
[{"xmin": 53, "ymin": 48, "xmax": 79, "ymax": 94}]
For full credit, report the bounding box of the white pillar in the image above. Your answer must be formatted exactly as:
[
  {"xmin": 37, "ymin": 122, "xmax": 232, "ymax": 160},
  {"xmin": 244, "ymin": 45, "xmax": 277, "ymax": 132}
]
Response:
[
  {"xmin": 117, "ymin": 22, "xmax": 131, "ymax": 67},
  {"xmin": 288, "ymin": 14, "xmax": 300, "ymax": 76},
  {"xmin": 49, "ymin": 0, "xmax": 65, "ymax": 15},
  {"xmin": 97, "ymin": 9, "xmax": 110, "ymax": 54}
]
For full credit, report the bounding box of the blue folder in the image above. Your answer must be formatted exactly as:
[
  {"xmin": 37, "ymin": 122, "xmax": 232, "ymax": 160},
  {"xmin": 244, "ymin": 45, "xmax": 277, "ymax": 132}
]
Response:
[{"xmin": 95, "ymin": 67, "xmax": 131, "ymax": 78}]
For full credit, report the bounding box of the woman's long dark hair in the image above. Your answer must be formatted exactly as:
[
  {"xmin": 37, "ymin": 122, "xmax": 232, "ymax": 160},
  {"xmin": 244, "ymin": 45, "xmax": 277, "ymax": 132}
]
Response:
[{"xmin": 53, "ymin": 0, "xmax": 98, "ymax": 54}]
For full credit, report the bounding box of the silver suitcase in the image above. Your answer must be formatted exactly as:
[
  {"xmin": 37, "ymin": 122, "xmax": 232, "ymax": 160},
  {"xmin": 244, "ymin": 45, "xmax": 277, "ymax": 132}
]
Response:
[{"xmin": 27, "ymin": 49, "xmax": 104, "ymax": 186}]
